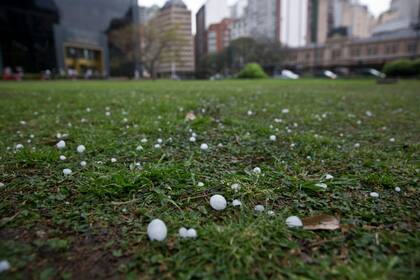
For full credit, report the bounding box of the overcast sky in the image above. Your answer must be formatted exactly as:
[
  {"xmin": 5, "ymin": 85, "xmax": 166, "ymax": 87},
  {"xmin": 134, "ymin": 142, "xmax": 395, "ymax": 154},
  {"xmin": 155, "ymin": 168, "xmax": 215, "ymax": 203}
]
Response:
[{"xmin": 138, "ymin": 0, "xmax": 392, "ymax": 32}]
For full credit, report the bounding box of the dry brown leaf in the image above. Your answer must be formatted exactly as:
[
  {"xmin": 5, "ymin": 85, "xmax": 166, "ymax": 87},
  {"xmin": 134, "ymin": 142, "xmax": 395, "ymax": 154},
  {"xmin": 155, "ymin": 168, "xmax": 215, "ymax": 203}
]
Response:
[
  {"xmin": 185, "ymin": 111, "xmax": 196, "ymax": 121},
  {"xmin": 302, "ymin": 214, "xmax": 340, "ymax": 231}
]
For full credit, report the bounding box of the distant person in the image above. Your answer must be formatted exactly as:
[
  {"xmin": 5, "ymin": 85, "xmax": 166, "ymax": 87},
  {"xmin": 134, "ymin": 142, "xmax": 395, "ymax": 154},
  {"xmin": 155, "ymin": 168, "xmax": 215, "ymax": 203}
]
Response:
[
  {"xmin": 15, "ymin": 67, "xmax": 24, "ymax": 81},
  {"xmin": 3, "ymin": 67, "xmax": 13, "ymax": 80}
]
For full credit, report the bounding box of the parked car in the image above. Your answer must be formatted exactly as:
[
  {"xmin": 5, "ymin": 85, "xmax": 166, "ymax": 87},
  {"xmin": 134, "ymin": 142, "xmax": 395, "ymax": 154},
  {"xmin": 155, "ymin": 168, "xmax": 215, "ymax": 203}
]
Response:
[
  {"xmin": 359, "ymin": 68, "xmax": 386, "ymax": 78},
  {"xmin": 314, "ymin": 70, "xmax": 338, "ymax": 79},
  {"xmin": 274, "ymin": 69, "xmax": 300, "ymax": 80}
]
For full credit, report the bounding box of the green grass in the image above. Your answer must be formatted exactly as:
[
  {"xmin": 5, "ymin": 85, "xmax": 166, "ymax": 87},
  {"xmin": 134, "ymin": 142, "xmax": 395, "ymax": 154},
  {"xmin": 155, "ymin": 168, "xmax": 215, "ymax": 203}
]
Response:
[{"xmin": 0, "ymin": 79, "xmax": 419, "ymax": 279}]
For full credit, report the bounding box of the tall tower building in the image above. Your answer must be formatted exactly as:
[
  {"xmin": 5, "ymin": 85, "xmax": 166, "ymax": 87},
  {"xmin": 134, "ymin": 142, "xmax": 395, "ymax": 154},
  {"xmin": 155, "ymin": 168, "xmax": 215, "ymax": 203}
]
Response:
[
  {"xmin": 307, "ymin": 0, "xmax": 334, "ymax": 44},
  {"xmin": 151, "ymin": 0, "xmax": 194, "ymax": 78}
]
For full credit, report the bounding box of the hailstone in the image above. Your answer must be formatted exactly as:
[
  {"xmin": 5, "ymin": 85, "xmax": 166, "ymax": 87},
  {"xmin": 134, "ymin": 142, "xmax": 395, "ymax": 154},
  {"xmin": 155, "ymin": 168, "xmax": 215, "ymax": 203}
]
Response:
[
  {"xmin": 77, "ymin": 145, "xmax": 86, "ymax": 154},
  {"xmin": 232, "ymin": 199, "xmax": 242, "ymax": 207},
  {"xmin": 270, "ymin": 135, "xmax": 277, "ymax": 141},
  {"xmin": 286, "ymin": 216, "xmax": 303, "ymax": 228},
  {"xmin": 370, "ymin": 192, "xmax": 379, "ymax": 198},
  {"xmin": 254, "ymin": 205, "xmax": 265, "ymax": 212},
  {"xmin": 253, "ymin": 167, "xmax": 261, "ymax": 174},
  {"xmin": 200, "ymin": 143, "xmax": 209, "ymax": 151},
  {"xmin": 210, "ymin": 195, "xmax": 227, "ymax": 211},
  {"xmin": 56, "ymin": 140, "xmax": 66, "ymax": 149},
  {"xmin": 0, "ymin": 260, "xmax": 11, "ymax": 273},
  {"xmin": 179, "ymin": 227, "xmax": 188, "ymax": 238},
  {"xmin": 63, "ymin": 169, "xmax": 72, "ymax": 175},
  {"xmin": 147, "ymin": 219, "xmax": 167, "ymax": 241},
  {"xmin": 186, "ymin": 228, "xmax": 197, "ymax": 239},
  {"xmin": 80, "ymin": 161, "xmax": 87, "ymax": 167}
]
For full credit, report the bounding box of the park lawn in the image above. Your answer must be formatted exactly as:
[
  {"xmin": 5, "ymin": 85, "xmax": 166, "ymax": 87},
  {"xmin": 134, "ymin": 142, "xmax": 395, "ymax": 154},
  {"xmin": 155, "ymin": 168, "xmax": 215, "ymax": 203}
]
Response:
[{"xmin": 0, "ymin": 79, "xmax": 419, "ymax": 279}]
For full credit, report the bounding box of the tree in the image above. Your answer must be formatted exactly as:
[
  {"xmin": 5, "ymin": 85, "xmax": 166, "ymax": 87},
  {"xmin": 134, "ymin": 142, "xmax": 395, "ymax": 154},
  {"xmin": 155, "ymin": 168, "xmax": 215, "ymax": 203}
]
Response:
[{"xmin": 108, "ymin": 22, "xmax": 185, "ymax": 79}]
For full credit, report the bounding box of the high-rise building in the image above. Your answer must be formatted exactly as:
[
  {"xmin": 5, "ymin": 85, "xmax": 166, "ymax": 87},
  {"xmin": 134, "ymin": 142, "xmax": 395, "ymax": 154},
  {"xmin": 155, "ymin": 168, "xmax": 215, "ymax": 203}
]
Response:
[
  {"xmin": 279, "ymin": 0, "xmax": 309, "ymax": 47},
  {"xmin": 139, "ymin": 5, "xmax": 159, "ymax": 24},
  {"xmin": 151, "ymin": 0, "xmax": 194, "ymax": 78},
  {"xmin": 332, "ymin": 0, "xmax": 375, "ymax": 38},
  {"xmin": 230, "ymin": 0, "xmax": 248, "ymax": 19},
  {"xmin": 373, "ymin": 0, "xmax": 420, "ymax": 35},
  {"xmin": 307, "ymin": 0, "xmax": 334, "ymax": 44},
  {"xmin": 207, "ymin": 19, "xmax": 234, "ymax": 54},
  {"xmin": 0, "ymin": 0, "xmax": 140, "ymax": 77}
]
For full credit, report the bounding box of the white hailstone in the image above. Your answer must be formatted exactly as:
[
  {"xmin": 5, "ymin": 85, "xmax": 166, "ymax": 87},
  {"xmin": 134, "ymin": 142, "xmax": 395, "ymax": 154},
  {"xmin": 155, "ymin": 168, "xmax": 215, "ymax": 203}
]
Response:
[
  {"xmin": 247, "ymin": 110, "xmax": 253, "ymax": 116},
  {"xmin": 147, "ymin": 219, "xmax": 167, "ymax": 241},
  {"xmin": 389, "ymin": 138, "xmax": 395, "ymax": 143},
  {"xmin": 15, "ymin": 144, "xmax": 24, "ymax": 150},
  {"xmin": 20, "ymin": 120, "xmax": 27, "ymax": 125},
  {"xmin": 179, "ymin": 227, "xmax": 188, "ymax": 238},
  {"xmin": 86, "ymin": 107, "xmax": 91, "ymax": 112},
  {"xmin": 232, "ymin": 199, "xmax": 242, "ymax": 207},
  {"xmin": 59, "ymin": 155, "xmax": 66, "ymax": 161},
  {"xmin": 395, "ymin": 187, "xmax": 401, "ymax": 192},
  {"xmin": 189, "ymin": 136, "xmax": 196, "ymax": 142},
  {"xmin": 136, "ymin": 145, "xmax": 143, "ymax": 151},
  {"xmin": 186, "ymin": 228, "xmax": 197, "ymax": 239},
  {"xmin": 286, "ymin": 216, "xmax": 303, "ymax": 228},
  {"xmin": 282, "ymin": 108, "xmax": 289, "ymax": 114},
  {"xmin": 325, "ymin": 174, "xmax": 334, "ymax": 180},
  {"xmin": 290, "ymin": 143, "xmax": 296, "ymax": 148},
  {"xmin": 30, "ymin": 134, "xmax": 34, "ymax": 139},
  {"xmin": 80, "ymin": 118, "xmax": 87, "ymax": 123},
  {"xmin": 56, "ymin": 140, "xmax": 66, "ymax": 149},
  {"xmin": 105, "ymin": 111, "xmax": 111, "ymax": 116},
  {"xmin": 111, "ymin": 158, "xmax": 117, "ymax": 163},
  {"xmin": 356, "ymin": 120, "xmax": 362, "ymax": 125},
  {"xmin": 253, "ymin": 167, "xmax": 262, "ymax": 174},
  {"xmin": 63, "ymin": 169, "xmax": 72, "ymax": 175},
  {"xmin": 231, "ymin": 183, "xmax": 241, "ymax": 191},
  {"xmin": 254, "ymin": 205, "xmax": 265, "ymax": 212},
  {"xmin": 217, "ymin": 143, "xmax": 223, "ymax": 147},
  {"xmin": 0, "ymin": 183, "xmax": 4, "ymax": 188},
  {"xmin": 370, "ymin": 192, "xmax": 379, "ymax": 198},
  {"xmin": 154, "ymin": 144, "xmax": 161, "ymax": 149},
  {"xmin": 200, "ymin": 143, "xmax": 209, "ymax": 151},
  {"xmin": 122, "ymin": 118, "xmax": 128, "ymax": 123},
  {"xmin": 197, "ymin": 182, "xmax": 205, "ymax": 187},
  {"xmin": 157, "ymin": 138, "xmax": 163, "ymax": 144},
  {"xmin": 210, "ymin": 195, "xmax": 227, "ymax": 211},
  {"xmin": 141, "ymin": 138, "xmax": 148, "ymax": 143},
  {"xmin": 80, "ymin": 161, "xmax": 87, "ymax": 167},
  {"xmin": 192, "ymin": 132, "xmax": 197, "ymax": 137},
  {"xmin": 315, "ymin": 183, "xmax": 328, "ymax": 189},
  {"xmin": 366, "ymin": 111, "xmax": 373, "ymax": 117},
  {"xmin": 267, "ymin": 210, "xmax": 275, "ymax": 216},
  {"xmin": 0, "ymin": 260, "xmax": 11, "ymax": 273},
  {"xmin": 76, "ymin": 145, "xmax": 86, "ymax": 154},
  {"xmin": 274, "ymin": 118, "xmax": 283, "ymax": 123},
  {"xmin": 354, "ymin": 143, "xmax": 361, "ymax": 148},
  {"xmin": 270, "ymin": 135, "xmax": 277, "ymax": 141}
]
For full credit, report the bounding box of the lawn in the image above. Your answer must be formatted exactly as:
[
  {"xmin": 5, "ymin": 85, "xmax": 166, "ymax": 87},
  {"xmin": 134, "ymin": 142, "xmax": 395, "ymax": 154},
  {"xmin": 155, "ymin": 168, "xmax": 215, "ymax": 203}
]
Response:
[{"xmin": 0, "ymin": 79, "xmax": 419, "ymax": 279}]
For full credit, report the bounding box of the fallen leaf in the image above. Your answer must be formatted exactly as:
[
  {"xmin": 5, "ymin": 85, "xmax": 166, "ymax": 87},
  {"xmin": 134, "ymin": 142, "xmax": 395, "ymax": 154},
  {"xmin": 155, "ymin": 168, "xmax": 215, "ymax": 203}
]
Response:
[
  {"xmin": 185, "ymin": 111, "xmax": 196, "ymax": 121},
  {"xmin": 302, "ymin": 214, "xmax": 340, "ymax": 231}
]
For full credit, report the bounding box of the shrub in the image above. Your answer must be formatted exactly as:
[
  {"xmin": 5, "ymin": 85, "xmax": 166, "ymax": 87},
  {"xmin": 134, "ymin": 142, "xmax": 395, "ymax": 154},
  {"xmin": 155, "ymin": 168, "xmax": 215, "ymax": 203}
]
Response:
[
  {"xmin": 383, "ymin": 59, "xmax": 416, "ymax": 77},
  {"xmin": 237, "ymin": 63, "xmax": 268, "ymax": 79},
  {"xmin": 412, "ymin": 59, "xmax": 420, "ymax": 76}
]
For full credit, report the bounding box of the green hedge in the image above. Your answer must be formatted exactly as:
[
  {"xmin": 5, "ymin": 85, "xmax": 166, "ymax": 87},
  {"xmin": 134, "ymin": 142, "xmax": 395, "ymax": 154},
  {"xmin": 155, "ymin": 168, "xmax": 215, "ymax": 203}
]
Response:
[
  {"xmin": 237, "ymin": 63, "xmax": 268, "ymax": 79},
  {"xmin": 383, "ymin": 59, "xmax": 419, "ymax": 77}
]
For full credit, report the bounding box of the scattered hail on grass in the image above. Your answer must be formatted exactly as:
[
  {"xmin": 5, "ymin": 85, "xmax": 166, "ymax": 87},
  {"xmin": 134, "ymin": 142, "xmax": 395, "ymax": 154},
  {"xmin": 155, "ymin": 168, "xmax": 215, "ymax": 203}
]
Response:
[
  {"xmin": 370, "ymin": 192, "xmax": 379, "ymax": 198},
  {"xmin": 141, "ymin": 138, "xmax": 148, "ymax": 143},
  {"xmin": 269, "ymin": 135, "xmax": 277, "ymax": 141},
  {"xmin": 0, "ymin": 183, "xmax": 5, "ymax": 188},
  {"xmin": 136, "ymin": 145, "xmax": 143, "ymax": 151},
  {"xmin": 247, "ymin": 110, "xmax": 253, "ymax": 116},
  {"xmin": 189, "ymin": 136, "xmax": 196, "ymax": 142},
  {"xmin": 231, "ymin": 183, "xmax": 241, "ymax": 192},
  {"xmin": 354, "ymin": 143, "xmax": 361, "ymax": 148},
  {"xmin": 63, "ymin": 169, "xmax": 72, "ymax": 176},
  {"xmin": 179, "ymin": 227, "xmax": 188, "ymax": 238},
  {"xmin": 252, "ymin": 167, "xmax": 262, "ymax": 174},
  {"xmin": 197, "ymin": 182, "xmax": 205, "ymax": 187},
  {"xmin": 157, "ymin": 138, "xmax": 163, "ymax": 144},
  {"xmin": 395, "ymin": 187, "xmax": 401, "ymax": 192},
  {"xmin": 80, "ymin": 161, "xmax": 87, "ymax": 167},
  {"xmin": 267, "ymin": 210, "xmax": 275, "ymax": 216},
  {"xmin": 365, "ymin": 111, "xmax": 373, "ymax": 117},
  {"xmin": 389, "ymin": 138, "xmax": 396, "ymax": 142},
  {"xmin": 147, "ymin": 219, "xmax": 167, "ymax": 241},
  {"xmin": 56, "ymin": 140, "xmax": 66, "ymax": 150},
  {"xmin": 286, "ymin": 216, "xmax": 303, "ymax": 228},
  {"xmin": 0, "ymin": 260, "xmax": 11, "ymax": 273},
  {"xmin": 200, "ymin": 143, "xmax": 209, "ymax": 151},
  {"xmin": 77, "ymin": 145, "xmax": 86, "ymax": 154},
  {"xmin": 315, "ymin": 183, "xmax": 328, "ymax": 190},
  {"xmin": 154, "ymin": 144, "xmax": 161, "ymax": 149},
  {"xmin": 59, "ymin": 155, "xmax": 66, "ymax": 161},
  {"xmin": 232, "ymin": 199, "xmax": 242, "ymax": 207},
  {"xmin": 111, "ymin": 158, "xmax": 117, "ymax": 163},
  {"xmin": 254, "ymin": 205, "xmax": 265, "ymax": 212},
  {"xmin": 282, "ymin": 108, "xmax": 289, "ymax": 114},
  {"xmin": 105, "ymin": 111, "xmax": 111, "ymax": 117},
  {"xmin": 210, "ymin": 195, "xmax": 227, "ymax": 211}
]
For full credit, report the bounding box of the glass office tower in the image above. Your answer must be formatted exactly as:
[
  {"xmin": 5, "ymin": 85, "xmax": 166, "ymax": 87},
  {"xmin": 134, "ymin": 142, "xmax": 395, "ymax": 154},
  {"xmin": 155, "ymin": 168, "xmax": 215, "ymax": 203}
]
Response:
[{"xmin": 0, "ymin": 0, "xmax": 140, "ymax": 77}]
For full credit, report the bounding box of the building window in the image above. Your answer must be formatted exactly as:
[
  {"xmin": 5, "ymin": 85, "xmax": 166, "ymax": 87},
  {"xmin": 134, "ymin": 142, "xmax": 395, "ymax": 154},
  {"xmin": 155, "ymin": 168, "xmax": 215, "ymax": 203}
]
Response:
[
  {"xmin": 407, "ymin": 42, "xmax": 417, "ymax": 53},
  {"xmin": 367, "ymin": 46, "xmax": 378, "ymax": 56},
  {"xmin": 332, "ymin": 49, "xmax": 341, "ymax": 59},
  {"xmin": 351, "ymin": 48, "xmax": 361, "ymax": 57}
]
